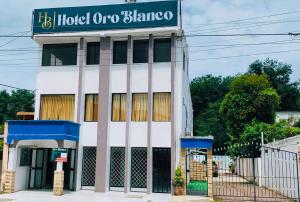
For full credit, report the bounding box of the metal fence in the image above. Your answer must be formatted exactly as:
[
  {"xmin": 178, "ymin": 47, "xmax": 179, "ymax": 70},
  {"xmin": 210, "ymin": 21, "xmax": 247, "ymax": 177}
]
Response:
[{"xmin": 213, "ymin": 145, "xmax": 300, "ymax": 201}]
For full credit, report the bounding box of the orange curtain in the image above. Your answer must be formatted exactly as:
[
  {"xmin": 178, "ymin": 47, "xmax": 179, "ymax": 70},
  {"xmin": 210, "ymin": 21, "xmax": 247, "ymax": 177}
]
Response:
[
  {"xmin": 85, "ymin": 94, "xmax": 98, "ymax": 121},
  {"xmin": 132, "ymin": 93, "xmax": 148, "ymax": 122},
  {"xmin": 153, "ymin": 93, "xmax": 171, "ymax": 121},
  {"xmin": 40, "ymin": 95, "xmax": 75, "ymax": 121},
  {"xmin": 112, "ymin": 94, "xmax": 126, "ymax": 122}
]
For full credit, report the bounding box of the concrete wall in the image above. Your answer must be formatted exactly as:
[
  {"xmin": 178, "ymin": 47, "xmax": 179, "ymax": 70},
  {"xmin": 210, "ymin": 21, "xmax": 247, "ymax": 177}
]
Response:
[{"xmin": 14, "ymin": 148, "xmax": 29, "ymax": 192}]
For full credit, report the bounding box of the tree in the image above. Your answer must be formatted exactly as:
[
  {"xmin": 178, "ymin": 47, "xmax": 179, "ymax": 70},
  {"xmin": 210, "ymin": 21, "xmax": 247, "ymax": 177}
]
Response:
[
  {"xmin": 193, "ymin": 101, "xmax": 230, "ymax": 148},
  {"xmin": 0, "ymin": 90, "xmax": 9, "ymax": 125},
  {"xmin": 220, "ymin": 74, "xmax": 280, "ymax": 140},
  {"xmin": 190, "ymin": 75, "xmax": 233, "ymax": 117},
  {"xmin": 231, "ymin": 120, "xmax": 300, "ymax": 157},
  {"xmin": 190, "ymin": 75, "xmax": 233, "ymax": 147},
  {"xmin": 248, "ymin": 58, "xmax": 300, "ymax": 110},
  {"xmin": 7, "ymin": 90, "xmax": 34, "ymax": 120}
]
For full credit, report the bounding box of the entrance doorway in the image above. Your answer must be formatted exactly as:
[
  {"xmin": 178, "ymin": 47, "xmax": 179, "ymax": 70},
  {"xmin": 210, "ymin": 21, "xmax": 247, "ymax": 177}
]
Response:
[
  {"xmin": 28, "ymin": 148, "xmax": 76, "ymax": 190},
  {"xmin": 152, "ymin": 148, "xmax": 171, "ymax": 193},
  {"xmin": 186, "ymin": 149, "xmax": 208, "ymax": 196}
]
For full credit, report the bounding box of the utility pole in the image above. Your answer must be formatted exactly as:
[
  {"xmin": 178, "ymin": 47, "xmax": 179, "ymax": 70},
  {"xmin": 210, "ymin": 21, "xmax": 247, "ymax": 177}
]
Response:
[{"xmin": 179, "ymin": 0, "xmax": 183, "ymax": 30}]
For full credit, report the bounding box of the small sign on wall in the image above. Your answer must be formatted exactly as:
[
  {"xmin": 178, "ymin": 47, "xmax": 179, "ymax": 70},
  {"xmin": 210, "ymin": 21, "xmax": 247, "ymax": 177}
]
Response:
[{"xmin": 51, "ymin": 148, "xmax": 68, "ymax": 162}]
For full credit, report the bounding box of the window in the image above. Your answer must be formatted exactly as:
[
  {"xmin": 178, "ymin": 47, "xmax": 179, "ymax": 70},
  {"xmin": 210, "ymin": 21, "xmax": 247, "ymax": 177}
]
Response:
[
  {"xmin": 153, "ymin": 93, "xmax": 171, "ymax": 121},
  {"xmin": 132, "ymin": 93, "xmax": 148, "ymax": 122},
  {"xmin": 40, "ymin": 95, "xmax": 75, "ymax": 121},
  {"xmin": 86, "ymin": 42, "xmax": 100, "ymax": 65},
  {"xmin": 154, "ymin": 39, "xmax": 171, "ymax": 62},
  {"xmin": 42, "ymin": 44, "xmax": 77, "ymax": 66},
  {"xmin": 112, "ymin": 94, "xmax": 127, "ymax": 122},
  {"xmin": 133, "ymin": 40, "xmax": 148, "ymax": 63},
  {"xmin": 110, "ymin": 147, "xmax": 125, "ymax": 189},
  {"xmin": 113, "ymin": 41, "xmax": 127, "ymax": 64},
  {"xmin": 85, "ymin": 94, "xmax": 98, "ymax": 122},
  {"xmin": 20, "ymin": 148, "xmax": 31, "ymax": 166}
]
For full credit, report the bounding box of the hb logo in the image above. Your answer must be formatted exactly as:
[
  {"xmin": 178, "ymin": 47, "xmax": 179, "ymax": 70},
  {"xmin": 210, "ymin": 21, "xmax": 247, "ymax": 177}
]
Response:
[{"xmin": 38, "ymin": 12, "xmax": 52, "ymax": 29}]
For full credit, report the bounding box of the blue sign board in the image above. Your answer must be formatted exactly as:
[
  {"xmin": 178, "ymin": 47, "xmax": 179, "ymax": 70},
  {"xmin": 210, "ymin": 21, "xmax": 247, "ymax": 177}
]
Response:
[{"xmin": 32, "ymin": 0, "xmax": 178, "ymax": 34}]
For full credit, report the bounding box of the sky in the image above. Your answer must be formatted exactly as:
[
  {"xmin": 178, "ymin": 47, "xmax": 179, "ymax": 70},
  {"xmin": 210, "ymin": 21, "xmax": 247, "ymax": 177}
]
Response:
[{"xmin": 0, "ymin": 0, "xmax": 299, "ymax": 91}]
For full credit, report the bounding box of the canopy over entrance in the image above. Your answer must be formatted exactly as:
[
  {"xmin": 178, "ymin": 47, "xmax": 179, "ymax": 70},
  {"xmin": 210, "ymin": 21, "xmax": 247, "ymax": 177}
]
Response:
[
  {"xmin": 181, "ymin": 136, "xmax": 213, "ymax": 149},
  {"xmin": 7, "ymin": 120, "xmax": 80, "ymax": 144}
]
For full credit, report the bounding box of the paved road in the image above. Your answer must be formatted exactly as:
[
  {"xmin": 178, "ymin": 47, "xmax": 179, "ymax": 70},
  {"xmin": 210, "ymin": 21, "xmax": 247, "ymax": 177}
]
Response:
[{"xmin": 0, "ymin": 190, "xmax": 212, "ymax": 202}]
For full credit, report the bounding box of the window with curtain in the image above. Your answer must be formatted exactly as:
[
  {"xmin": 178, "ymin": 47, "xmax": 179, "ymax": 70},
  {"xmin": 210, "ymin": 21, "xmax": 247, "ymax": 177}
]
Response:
[
  {"xmin": 153, "ymin": 92, "xmax": 171, "ymax": 122},
  {"xmin": 85, "ymin": 94, "xmax": 98, "ymax": 122},
  {"xmin": 113, "ymin": 41, "xmax": 127, "ymax": 64},
  {"xmin": 133, "ymin": 40, "xmax": 149, "ymax": 63},
  {"xmin": 40, "ymin": 95, "xmax": 75, "ymax": 121},
  {"xmin": 86, "ymin": 42, "xmax": 100, "ymax": 65},
  {"xmin": 154, "ymin": 38, "xmax": 171, "ymax": 62},
  {"xmin": 42, "ymin": 44, "xmax": 77, "ymax": 66},
  {"xmin": 132, "ymin": 93, "xmax": 148, "ymax": 122},
  {"xmin": 111, "ymin": 94, "xmax": 127, "ymax": 122}
]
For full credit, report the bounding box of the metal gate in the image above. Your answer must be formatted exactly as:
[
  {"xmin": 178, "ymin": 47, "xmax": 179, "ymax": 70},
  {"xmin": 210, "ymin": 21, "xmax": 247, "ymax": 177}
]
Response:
[
  {"xmin": 153, "ymin": 148, "xmax": 171, "ymax": 193},
  {"xmin": 213, "ymin": 144, "xmax": 300, "ymax": 201},
  {"xmin": 186, "ymin": 149, "xmax": 208, "ymax": 196},
  {"xmin": 81, "ymin": 147, "xmax": 96, "ymax": 187}
]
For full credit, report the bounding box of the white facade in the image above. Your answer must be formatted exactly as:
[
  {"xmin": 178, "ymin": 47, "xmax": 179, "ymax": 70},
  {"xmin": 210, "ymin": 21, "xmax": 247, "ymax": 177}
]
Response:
[{"xmin": 10, "ymin": 31, "xmax": 192, "ymax": 193}]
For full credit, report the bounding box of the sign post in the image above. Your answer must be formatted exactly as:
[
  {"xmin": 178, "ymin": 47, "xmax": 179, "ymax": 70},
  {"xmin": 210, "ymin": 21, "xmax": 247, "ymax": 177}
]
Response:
[{"xmin": 52, "ymin": 148, "xmax": 68, "ymax": 196}]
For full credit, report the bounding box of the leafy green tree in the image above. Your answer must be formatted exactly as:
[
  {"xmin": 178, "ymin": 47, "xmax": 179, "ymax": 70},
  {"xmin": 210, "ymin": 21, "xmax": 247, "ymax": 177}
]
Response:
[
  {"xmin": 0, "ymin": 90, "xmax": 9, "ymax": 125},
  {"xmin": 194, "ymin": 101, "xmax": 230, "ymax": 148},
  {"xmin": 248, "ymin": 58, "xmax": 300, "ymax": 110},
  {"xmin": 190, "ymin": 75, "xmax": 233, "ymax": 117},
  {"xmin": 231, "ymin": 120, "xmax": 300, "ymax": 157},
  {"xmin": 220, "ymin": 74, "xmax": 280, "ymax": 140},
  {"xmin": 7, "ymin": 90, "xmax": 34, "ymax": 120},
  {"xmin": 190, "ymin": 75, "xmax": 233, "ymax": 147}
]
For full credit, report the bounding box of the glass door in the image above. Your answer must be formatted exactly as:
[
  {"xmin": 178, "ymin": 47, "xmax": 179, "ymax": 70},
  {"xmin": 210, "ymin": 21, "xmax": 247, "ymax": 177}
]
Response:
[{"xmin": 28, "ymin": 149, "xmax": 45, "ymax": 189}]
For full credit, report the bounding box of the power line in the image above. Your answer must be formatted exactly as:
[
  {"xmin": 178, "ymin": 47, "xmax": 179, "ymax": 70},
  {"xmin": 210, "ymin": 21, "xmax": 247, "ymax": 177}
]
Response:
[
  {"xmin": 190, "ymin": 48, "xmax": 300, "ymax": 61},
  {"xmin": 183, "ymin": 10, "xmax": 300, "ymax": 27},
  {"xmin": 187, "ymin": 18, "xmax": 300, "ymax": 35},
  {"xmin": 0, "ymin": 32, "xmax": 298, "ymax": 38},
  {"xmin": 1, "ymin": 46, "xmax": 300, "ymax": 66},
  {"xmin": 0, "ymin": 83, "xmax": 34, "ymax": 91},
  {"xmin": 0, "ymin": 31, "xmax": 31, "ymax": 49}
]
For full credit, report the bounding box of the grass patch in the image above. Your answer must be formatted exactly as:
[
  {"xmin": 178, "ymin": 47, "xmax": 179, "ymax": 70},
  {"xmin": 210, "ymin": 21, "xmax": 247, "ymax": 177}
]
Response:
[{"xmin": 187, "ymin": 180, "xmax": 208, "ymax": 191}]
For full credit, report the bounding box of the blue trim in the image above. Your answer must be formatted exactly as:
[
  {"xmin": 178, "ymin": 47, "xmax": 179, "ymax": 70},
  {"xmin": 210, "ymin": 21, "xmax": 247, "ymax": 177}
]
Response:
[
  {"xmin": 181, "ymin": 138, "xmax": 213, "ymax": 149},
  {"xmin": 7, "ymin": 120, "xmax": 80, "ymax": 144}
]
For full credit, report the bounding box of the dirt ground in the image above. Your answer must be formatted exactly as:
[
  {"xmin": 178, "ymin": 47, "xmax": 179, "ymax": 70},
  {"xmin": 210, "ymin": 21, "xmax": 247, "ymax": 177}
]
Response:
[{"xmin": 213, "ymin": 182, "xmax": 296, "ymax": 202}]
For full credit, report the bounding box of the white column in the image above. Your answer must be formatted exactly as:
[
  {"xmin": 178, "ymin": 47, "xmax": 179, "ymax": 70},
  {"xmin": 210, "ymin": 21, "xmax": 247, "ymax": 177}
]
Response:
[{"xmin": 7, "ymin": 148, "xmax": 17, "ymax": 171}]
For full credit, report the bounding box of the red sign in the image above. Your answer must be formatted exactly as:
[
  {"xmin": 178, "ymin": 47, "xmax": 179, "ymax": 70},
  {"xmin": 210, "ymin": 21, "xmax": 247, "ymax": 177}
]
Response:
[{"xmin": 55, "ymin": 157, "xmax": 67, "ymax": 162}]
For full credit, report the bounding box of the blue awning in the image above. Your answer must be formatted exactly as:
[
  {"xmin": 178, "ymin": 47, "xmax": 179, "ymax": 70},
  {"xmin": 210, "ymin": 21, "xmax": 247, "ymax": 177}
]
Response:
[
  {"xmin": 7, "ymin": 120, "xmax": 80, "ymax": 144},
  {"xmin": 181, "ymin": 136, "xmax": 213, "ymax": 149}
]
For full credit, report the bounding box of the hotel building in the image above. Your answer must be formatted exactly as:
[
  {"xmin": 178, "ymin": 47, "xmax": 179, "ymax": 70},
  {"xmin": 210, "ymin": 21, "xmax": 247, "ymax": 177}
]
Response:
[{"xmin": 2, "ymin": 0, "xmax": 194, "ymax": 195}]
